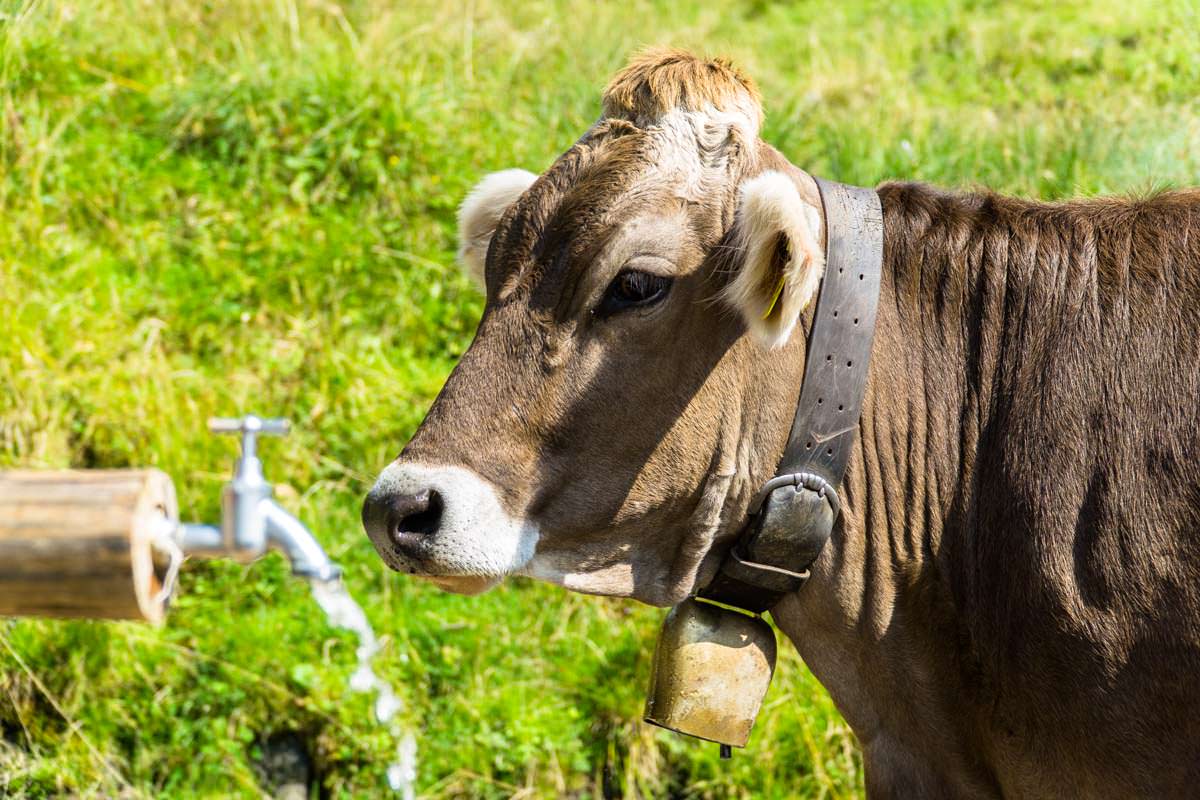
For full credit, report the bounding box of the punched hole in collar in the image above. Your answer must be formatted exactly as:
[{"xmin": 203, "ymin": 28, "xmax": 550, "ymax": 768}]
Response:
[{"xmin": 806, "ymin": 441, "xmax": 813, "ymax": 450}]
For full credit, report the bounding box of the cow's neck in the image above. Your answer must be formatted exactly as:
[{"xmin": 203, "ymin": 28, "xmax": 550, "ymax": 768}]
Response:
[{"xmin": 766, "ymin": 180, "xmax": 1018, "ymax": 795}]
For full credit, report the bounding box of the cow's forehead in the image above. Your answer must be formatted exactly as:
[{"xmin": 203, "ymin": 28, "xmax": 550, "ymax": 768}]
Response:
[{"xmin": 486, "ymin": 117, "xmax": 735, "ymax": 306}]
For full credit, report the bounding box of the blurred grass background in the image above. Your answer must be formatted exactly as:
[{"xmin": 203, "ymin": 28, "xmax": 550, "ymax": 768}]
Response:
[{"xmin": 1, "ymin": 0, "xmax": 1198, "ymax": 796}]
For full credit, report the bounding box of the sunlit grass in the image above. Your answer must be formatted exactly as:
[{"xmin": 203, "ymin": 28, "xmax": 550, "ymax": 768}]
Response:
[{"xmin": 1, "ymin": 0, "xmax": 1197, "ymax": 796}]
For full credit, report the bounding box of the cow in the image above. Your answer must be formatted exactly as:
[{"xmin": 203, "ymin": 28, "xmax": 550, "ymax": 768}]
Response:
[{"xmin": 362, "ymin": 48, "xmax": 1200, "ymax": 797}]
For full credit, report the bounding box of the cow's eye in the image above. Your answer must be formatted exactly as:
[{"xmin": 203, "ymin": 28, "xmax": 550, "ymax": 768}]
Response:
[{"xmin": 597, "ymin": 270, "xmax": 672, "ymax": 316}]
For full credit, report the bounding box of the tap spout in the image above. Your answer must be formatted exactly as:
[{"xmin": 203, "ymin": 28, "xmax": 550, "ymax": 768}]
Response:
[{"xmin": 261, "ymin": 499, "xmax": 342, "ymax": 581}]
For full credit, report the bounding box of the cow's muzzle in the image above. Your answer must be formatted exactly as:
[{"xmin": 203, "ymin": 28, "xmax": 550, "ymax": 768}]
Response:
[
  {"xmin": 361, "ymin": 462, "xmax": 539, "ymax": 589},
  {"xmin": 361, "ymin": 486, "xmax": 444, "ymax": 569}
]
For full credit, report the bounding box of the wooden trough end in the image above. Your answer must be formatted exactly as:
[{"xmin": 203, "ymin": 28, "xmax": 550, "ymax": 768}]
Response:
[{"xmin": 0, "ymin": 469, "xmax": 178, "ymax": 623}]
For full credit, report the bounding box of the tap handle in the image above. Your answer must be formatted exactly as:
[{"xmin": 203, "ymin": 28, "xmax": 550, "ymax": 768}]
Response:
[
  {"xmin": 209, "ymin": 415, "xmax": 290, "ymax": 437},
  {"xmin": 208, "ymin": 415, "xmax": 290, "ymax": 465}
]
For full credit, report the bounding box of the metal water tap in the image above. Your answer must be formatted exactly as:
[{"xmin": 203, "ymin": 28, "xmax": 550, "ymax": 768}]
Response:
[{"xmin": 175, "ymin": 415, "xmax": 342, "ymax": 582}]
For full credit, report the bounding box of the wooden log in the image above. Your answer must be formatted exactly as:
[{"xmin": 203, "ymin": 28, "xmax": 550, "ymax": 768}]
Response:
[{"xmin": 0, "ymin": 469, "xmax": 177, "ymax": 623}]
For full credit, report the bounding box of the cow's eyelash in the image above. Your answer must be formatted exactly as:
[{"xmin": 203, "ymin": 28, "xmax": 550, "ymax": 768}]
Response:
[{"xmin": 594, "ymin": 270, "xmax": 673, "ymax": 317}]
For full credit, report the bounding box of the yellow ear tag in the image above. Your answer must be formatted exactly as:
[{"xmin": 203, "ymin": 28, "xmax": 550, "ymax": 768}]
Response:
[{"xmin": 762, "ymin": 274, "xmax": 786, "ymax": 321}]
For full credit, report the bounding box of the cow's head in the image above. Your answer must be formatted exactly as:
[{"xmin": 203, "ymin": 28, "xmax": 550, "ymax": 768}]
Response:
[{"xmin": 363, "ymin": 49, "xmax": 827, "ymax": 606}]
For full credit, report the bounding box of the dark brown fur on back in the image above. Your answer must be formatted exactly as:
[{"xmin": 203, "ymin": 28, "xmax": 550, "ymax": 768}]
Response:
[{"xmin": 872, "ymin": 183, "xmax": 1200, "ymax": 794}]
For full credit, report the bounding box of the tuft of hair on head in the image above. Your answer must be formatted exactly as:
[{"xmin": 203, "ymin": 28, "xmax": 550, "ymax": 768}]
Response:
[{"xmin": 601, "ymin": 47, "xmax": 763, "ymax": 135}]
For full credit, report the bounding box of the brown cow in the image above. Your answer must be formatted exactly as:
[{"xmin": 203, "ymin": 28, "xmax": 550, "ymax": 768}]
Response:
[{"xmin": 363, "ymin": 49, "xmax": 1200, "ymax": 797}]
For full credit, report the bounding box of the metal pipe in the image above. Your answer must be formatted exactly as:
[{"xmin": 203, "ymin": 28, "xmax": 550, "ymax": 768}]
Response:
[{"xmin": 175, "ymin": 523, "xmax": 224, "ymax": 556}]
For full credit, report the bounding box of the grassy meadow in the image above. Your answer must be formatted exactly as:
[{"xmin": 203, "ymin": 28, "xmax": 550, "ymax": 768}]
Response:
[{"xmin": 2, "ymin": 0, "xmax": 1198, "ymax": 796}]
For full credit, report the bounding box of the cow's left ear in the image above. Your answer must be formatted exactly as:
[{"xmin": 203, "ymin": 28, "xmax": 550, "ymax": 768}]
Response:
[
  {"xmin": 724, "ymin": 171, "xmax": 824, "ymax": 349},
  {"xmin": 457, "ymin": 169, "xmax": 538, "ymax": 287}
]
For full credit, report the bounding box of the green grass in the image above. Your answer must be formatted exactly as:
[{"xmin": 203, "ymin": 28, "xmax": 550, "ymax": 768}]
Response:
[{"xmin": 1, "ymin": 0, "xmax": 1197, "ymax": 796}]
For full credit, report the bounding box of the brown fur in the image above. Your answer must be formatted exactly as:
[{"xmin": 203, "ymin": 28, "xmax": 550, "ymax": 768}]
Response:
[
  {"xmin": 602, "ymin": 47, "xmax": 763, "ymax": 128},
  {"xmin": 365, "ymin": 49, "xmax": 1200, "ymax": 798},
  {"xmin": 819, "ymin": 183, "xmax": 1200, "ymax": 797}
]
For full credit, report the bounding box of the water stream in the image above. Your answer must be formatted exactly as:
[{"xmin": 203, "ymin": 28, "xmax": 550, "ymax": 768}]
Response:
[{"xmin": 309, "ymin": 577, "xmax": 417, "ymax": 799}]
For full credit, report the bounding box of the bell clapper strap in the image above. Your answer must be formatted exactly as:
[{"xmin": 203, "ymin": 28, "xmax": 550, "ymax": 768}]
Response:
[{"xmin": 701, "ymin": 177, "xmax": 884, "ymax": 615}]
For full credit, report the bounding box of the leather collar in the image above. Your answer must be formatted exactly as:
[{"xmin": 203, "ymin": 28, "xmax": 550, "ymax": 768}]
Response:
[{"xmin": 702, "ymin": 178, "xmax": 884, "ymax": 613}]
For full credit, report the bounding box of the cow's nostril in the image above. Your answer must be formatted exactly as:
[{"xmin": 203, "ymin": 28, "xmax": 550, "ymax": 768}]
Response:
[{"xmin": 387, "ymin": 488, "xmax": 444, "ymax": 545}]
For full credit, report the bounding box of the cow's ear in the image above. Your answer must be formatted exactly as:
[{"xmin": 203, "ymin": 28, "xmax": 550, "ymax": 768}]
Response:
[
  {"xmin": 457, "ymin": 169, "xmax": 538, "ymax": 287},
  {"xmin": 724, "ymin": 171, "xmax": 824, "ymax": 349}
]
